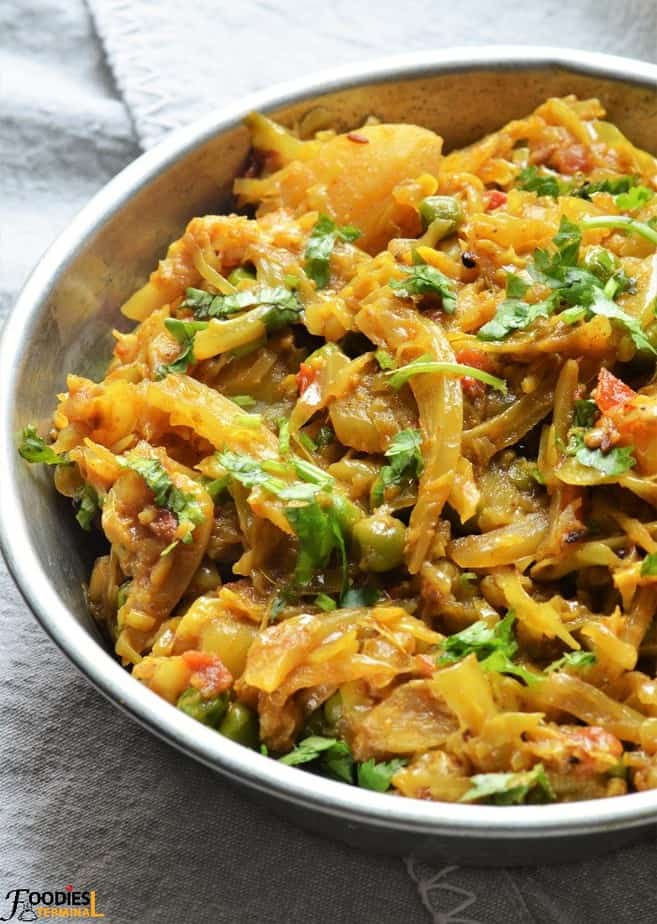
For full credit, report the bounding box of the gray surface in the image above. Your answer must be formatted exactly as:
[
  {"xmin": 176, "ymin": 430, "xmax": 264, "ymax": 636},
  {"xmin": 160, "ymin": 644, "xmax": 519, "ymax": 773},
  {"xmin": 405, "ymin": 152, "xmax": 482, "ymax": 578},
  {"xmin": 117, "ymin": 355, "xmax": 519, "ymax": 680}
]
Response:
[{"xmin": 2, "ymin": 2, "xmax": 657, "ymax": 922}]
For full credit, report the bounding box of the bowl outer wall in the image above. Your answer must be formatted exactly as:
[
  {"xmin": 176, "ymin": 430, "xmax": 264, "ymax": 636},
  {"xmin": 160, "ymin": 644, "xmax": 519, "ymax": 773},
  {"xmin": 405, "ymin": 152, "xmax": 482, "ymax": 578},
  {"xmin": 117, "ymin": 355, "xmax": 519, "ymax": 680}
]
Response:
[{"xmin": 3, "ymin": 46, "xmax": 657, "ymax": 864}]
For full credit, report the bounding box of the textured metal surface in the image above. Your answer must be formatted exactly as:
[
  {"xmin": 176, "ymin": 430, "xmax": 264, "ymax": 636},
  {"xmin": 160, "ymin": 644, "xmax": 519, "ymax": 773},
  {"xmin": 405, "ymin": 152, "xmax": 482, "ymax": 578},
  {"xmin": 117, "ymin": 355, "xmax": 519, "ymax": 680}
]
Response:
[{"xmin": 3, "ymin": 47, "xmax": 657, "ymax": 865}]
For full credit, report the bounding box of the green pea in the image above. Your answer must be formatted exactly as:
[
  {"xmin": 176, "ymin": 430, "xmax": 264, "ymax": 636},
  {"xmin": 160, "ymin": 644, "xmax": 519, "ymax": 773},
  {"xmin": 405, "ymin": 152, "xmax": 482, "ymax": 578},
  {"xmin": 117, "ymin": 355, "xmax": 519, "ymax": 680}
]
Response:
[
  {"xmin": 219, "ymin": 702, "xmax": 259, "ymax": 748},
  {"xmin": 353, "ymin": 512, "xmax": 406, "ymax": 573},
  {"xmin": 177, "ymin": 688, "xmax": 229, "ymax": 729},
  {"xmin": 581, "ymin": 246, "xmax": 621, "ymax": 284},
  {"xmin": 419, "ymin": 195, "xmax": 463, "ymax": 236},
  {"xmin": 323, "ymin": 691, "xmax": 342, "ymax": 727},
  {"xmin": 227, "ymin": 265, "xmax": 256, "ymax": 286}
]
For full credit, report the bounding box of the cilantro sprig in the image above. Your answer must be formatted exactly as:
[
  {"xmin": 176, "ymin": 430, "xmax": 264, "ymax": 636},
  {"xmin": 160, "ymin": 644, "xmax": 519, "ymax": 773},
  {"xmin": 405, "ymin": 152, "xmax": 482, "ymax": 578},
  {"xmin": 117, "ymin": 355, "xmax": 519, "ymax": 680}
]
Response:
[
  {"xmin": 546, "ymin": 651, "xmax": 596, "ymax": 673},
  {"xmin": 123, "ymin": 456, "xmax": 205, "ymax": 543},
  {"xmin": 477, "ymin": 217, "xmax": 654, "ymax": 353},
  {"xmin": 305, "ymin": 215, "xmax": 361, "ymax": 288},
  {"xmin": 156, "ymin": 317, "xmax": 208, "ymax": 378},
  {"xmin": 460, "ymin": 764, "xmax": 555, "ymax": 805},
  {"xmin": 18, "ymin": 426, "xmax": 70, "ymax": 466},
  {"xmin": 390, "ymin": 264, "xmax": 457, "ymax": 313},
  {"xmin": 216, "ymin": 449, "xmax": 351, "ymax": 589},
  {"xmin": 439, "ymin": 612, "xmax": 540, "ymax": 685},
  {"xmin": 371, "ymin": 428, "xmax": 424, "ymax": 507},
  {"xmin": 278, "ymin": 735, "xmax": 406, "ymax": 791},
  {"xmin": 386, "ymin": 354, "xmax": 507, "ymax": 394}
]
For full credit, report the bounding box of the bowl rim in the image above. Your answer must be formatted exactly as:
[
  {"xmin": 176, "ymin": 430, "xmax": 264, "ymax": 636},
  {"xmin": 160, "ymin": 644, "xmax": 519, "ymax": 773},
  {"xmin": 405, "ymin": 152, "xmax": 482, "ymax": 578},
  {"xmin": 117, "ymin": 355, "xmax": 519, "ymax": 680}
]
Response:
[{"xmin": 4, "ymin": 44, "xmax": 657, "ymax": 842}]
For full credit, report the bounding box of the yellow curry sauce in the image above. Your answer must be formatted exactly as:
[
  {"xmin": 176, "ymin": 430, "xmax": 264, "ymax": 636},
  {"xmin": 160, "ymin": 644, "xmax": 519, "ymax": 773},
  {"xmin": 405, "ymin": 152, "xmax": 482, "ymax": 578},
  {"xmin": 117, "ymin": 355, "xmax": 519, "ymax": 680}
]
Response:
[{"xmin": 21, "ymin": 96, "xmax": 657, "ymax": 803}]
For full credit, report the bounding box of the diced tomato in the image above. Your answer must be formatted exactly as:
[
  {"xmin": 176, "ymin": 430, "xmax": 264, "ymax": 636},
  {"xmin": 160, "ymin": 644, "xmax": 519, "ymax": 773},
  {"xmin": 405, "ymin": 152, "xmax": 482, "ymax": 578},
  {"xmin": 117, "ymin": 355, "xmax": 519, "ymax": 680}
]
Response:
[
  {"xmin": 455, "ymin": 348, "xmax": 494, "ymax": 371},
  {"xmin": 485, "ymin": 190, "xmax": 507, "ymax": 211},
  {"xmin": 594, "ymin": 368, "xmax": 636, "ymax": 415},
  {"xmin": 456, "ymin": 348, "xmax": 494, "ymax": 399},
  {"xmin": 296, "ymin": 362, "xmax": 317, "ymax": 395},
  {"xmin": 550, "ymin": 143, "xmax": 592, "ymax": 175},
  {"xmin": 183, "ymin": 650, "xmax": 233, "ymax": 697}
]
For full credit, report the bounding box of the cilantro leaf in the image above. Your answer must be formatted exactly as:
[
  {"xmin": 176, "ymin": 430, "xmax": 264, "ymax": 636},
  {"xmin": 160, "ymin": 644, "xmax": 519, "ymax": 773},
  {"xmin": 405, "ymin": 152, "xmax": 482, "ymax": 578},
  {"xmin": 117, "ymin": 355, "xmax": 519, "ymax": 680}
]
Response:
[
  {"xmin": 183, "ymin": 284, "xmax": 301, "ymax": 324},
  {"xmin": 371, "ymin": 428, "xmax": 424, "ymax": 507},
  {"xmin": 616, "ymin": 185, "xmax": 654, "ymax": 211},
  {"xmin": 340, "ymin": 585, "xmax": 381, "ymax": 608},
  {"xmin": 315, "ymin": 593, "xmax": 337, "ymax": 611},
  {"xmin": 479, "ymin": 649, "xmax": 541, "ymax": 686},
  {"xmin": 573, "ymin": 176, "xmax": 635, "ymax": 199},
  {"xmin": 460, "ymin": 764, "xmax": 555, "ymax": 805},
  {"xmin": 279, "ymin": 736, "xmax": 341, "ymax": 766},
  {"xmin": 389, "ymin": 265, "xmax": 457, "ymax": 313},
  {"xmin": 156, "ymin": 317, "xmax": 208, "ymax": 378},
  {"xmin": 321, "ymin": 740, "xmax": 355, "ymax": 783},
  {"xmin": 75, "ymin": 484, "xmax": 100, "ymax": 531},
  {"xmin": 573, "ymin": 398, "xmax": 598, "ymax": 429},
  {"xmin": 546, "ymin": 651, "xmax": 597, "ymax": 673},
  {"xmin": 18, "ymin": 426, "xmax": 69, "ymax": 465},
  {"xmin": 357, "ymin": 758, "xmax": 407, "ymax": 792},
  {"xmin": 439, "ymin": 613, "xmax": 517, "ymax": 664},
  {"xmin": 123, "ymin": 456, "xmax": 205, "ymax": 541},
  {"xmin": 285, "ymin": 501, "xmax": 347, "ymax": 589},
  {"xmin": 641, "ymin": 552, "xmax": 657, "ymax": 577},
  {"xmin": 517, "ymin": 166, "xmax": 567, "ymax": 198},
  {"xmin": 439, "ymin": 612, "xmax": 540, "ymax": 684},
  {"xmin": 477, "ymin": 295, "xmax": 553, "ymax": 341},
  {"xmin": 305, "ymin": 215, "xmax": 361, "ymax": 288},
  {"xmin": 387, "ymin": 355, "xmax": 507, "ymax": 394},
  {"xmin": 586, "ymin": 286, "xmax": 656, "ymax": 355},
  {"xmin": 575, "ymin": 444, "xmax": 636, "ymax": 476}
]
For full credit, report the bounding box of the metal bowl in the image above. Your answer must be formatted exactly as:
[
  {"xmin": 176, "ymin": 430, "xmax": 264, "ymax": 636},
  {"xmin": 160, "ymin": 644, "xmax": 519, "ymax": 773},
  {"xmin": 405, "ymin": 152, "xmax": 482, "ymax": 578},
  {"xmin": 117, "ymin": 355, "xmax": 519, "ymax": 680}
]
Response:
[{"xmin": 3, "ymin": 46, "xmax": 657, "ymax": 866}]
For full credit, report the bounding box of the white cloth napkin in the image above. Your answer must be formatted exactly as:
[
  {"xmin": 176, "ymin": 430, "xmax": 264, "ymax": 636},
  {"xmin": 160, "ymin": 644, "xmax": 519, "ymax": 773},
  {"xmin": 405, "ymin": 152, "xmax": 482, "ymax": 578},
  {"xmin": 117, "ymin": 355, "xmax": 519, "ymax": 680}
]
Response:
[
  {"xmin": 2, "ymin": 0, "xmax": 657, "ymax": 921},
  {"xmin": 88, "ymin": 0, "xmax": 657, "ymax": 148}
]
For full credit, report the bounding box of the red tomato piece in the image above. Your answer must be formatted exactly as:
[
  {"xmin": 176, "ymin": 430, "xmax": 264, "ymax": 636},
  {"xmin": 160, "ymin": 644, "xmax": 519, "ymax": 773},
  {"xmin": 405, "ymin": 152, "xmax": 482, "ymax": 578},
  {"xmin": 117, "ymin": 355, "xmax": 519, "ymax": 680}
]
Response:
[
  {"xmin": 485, "ymin": 190, "xmax": 507, "ymax": 211},
  {"xmin": 183, "ymin": 650, "xmax": 233, "ymax": 697},
  {"xmin": 594, "ymin": 368, "xmax": 636, "ymax": 415},
  {"xmin": 296, "ymin": 362, "xmax": 317, "ymax": 395}
]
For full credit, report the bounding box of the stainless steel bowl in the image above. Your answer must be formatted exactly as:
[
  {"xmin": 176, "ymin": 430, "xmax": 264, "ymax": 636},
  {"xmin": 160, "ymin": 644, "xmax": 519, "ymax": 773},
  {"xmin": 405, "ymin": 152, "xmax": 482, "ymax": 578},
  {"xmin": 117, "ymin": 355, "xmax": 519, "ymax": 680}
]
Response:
[{"xmin": 3, "ymin": 46, "xmax": 657, "ymax": 866}]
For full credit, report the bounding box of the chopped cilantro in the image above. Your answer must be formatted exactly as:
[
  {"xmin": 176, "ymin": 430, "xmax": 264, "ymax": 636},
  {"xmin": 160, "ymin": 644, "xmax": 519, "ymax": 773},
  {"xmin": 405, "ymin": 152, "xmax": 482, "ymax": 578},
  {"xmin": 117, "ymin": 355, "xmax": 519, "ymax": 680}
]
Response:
[
  {"xmin": 546, "ymin": 651, "xmax": 597, "ymax": 673},
  {"xmin": 517, "ymin": 166, "xmax": 567, "ymax": 198},
  {"xmin": 387, "ymin": 354, "xmax": 507, "ymax": 394},
  {"xmin": 460, "ymin": 764, "xmax": 555, "ymax": 805},
  {"xmin": 305, "ymin": 215, "xmax": 361, "ymax": 288},
  {"xmin": 616, "ymin": 185, "xmax": 654, "ymax": 210},
  {"xmin": 340, "ymin": 585, "xmax": 381, "ymax": 608},
  {"xmin": 285, "ymin": 501, "xmax": 347, "ymax": 590},
  {"xmin": 156, "ymin": 317, "xmax": 208, "ymax": 377},
  {"xmin": 575, "ymin": 444, "xmax": 636, "ymax": 476},
  {"xmin": 75, "ymin": 484, "xmax": 100, "ymax": 531},
  {"xmin": 357, "ymin": 758, "xmax": 407, "ymax": 792},
  {"xmin": 298, "ymin": 432, "xmax": 318, "ymax": 453},
  {"xmin": 18, "ymin": 426, "xmax": 69, "ymax": 465},
  {"xmin": 315, "ymin": 593, "xmax": 337, "ymax": 611},
  {"xmin": 371, "ymin": 428, "xmax": 424, "ymax": 507},
  {"xmin": 439, "ymin": 612, "xmax": 540, "ymax": 685},
  {"xmin": 374, "ymin": 349, "xmax": 396, "ymax": 370},
  {"xmin": 122, "ymin": 456, "xmax": 205, "ymax": 542},
  {"xmin": 183, "ymin": 284, "xmax": 301, "ymax": 326},
  {"xmin": 641, "ymin": 552, "xmax": 657, "ymax": 577},
  {"xmin": 572, "ymin": 399, "xmax": 598, "ymax": 429},
  {"xmin": 389, "ymin": 264, "xmax": 457, "ymax": 313}
]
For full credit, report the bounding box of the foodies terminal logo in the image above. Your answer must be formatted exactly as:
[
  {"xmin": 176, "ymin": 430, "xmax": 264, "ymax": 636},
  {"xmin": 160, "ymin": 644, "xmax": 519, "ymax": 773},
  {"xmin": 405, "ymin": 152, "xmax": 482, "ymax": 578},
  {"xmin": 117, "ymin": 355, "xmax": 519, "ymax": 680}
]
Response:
[{"xmin": 0, "ymin": 885, "xmax": 104, "ymax": 920}]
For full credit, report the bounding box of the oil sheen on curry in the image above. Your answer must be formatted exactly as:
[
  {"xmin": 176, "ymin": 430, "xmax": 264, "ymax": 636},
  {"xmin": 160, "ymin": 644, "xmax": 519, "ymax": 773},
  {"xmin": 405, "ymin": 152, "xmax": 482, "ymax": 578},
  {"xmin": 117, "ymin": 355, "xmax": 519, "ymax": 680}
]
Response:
[{"xmin": 21, "ymin": 96, "xmax": 657, "ymax": 804}]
